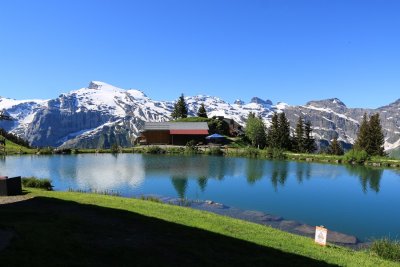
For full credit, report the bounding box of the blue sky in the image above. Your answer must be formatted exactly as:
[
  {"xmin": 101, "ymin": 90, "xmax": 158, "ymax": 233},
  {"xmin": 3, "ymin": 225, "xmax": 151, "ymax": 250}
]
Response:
[{"xmin": 1, "ymin": 0, "xmax": 399, "ymax": 108}]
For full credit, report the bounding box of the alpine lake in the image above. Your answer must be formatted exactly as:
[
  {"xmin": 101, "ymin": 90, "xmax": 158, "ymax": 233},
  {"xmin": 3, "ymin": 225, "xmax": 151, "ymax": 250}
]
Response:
[{"xmin": 1, "ymin": 153, "xmax": 399, "ymax": 242}]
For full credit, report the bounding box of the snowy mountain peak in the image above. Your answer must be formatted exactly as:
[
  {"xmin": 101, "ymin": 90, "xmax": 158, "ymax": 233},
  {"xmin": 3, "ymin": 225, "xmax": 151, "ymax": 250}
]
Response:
[
  {"xmin": 234, "ymin": 99, "xmax": 244, "ymax": 105},
  {"xmin": 306, "ymin": 98, "xmax": 347, "ymax": 110},
  {"xmin": 1, "ymin": 81, "xmax": 400, "ymax": 152},
  {"xmin": 250, "ymin": 97, "xmax": 273, "ymax": 106},
  {"xmin": 87, "ymin": 81, "xmax": 117, "ymax": 90}
]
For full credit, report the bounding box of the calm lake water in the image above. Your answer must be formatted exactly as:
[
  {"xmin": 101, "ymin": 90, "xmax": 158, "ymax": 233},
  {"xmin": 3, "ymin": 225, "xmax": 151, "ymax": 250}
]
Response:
[{"xmin": 1, "ymin": 154, "xmax": 399, "ymax": 241}]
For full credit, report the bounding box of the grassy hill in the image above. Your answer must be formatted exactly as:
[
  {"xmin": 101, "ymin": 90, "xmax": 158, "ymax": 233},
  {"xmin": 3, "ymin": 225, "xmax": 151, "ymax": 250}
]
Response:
[
  {"xmin": 0, "ymin": 188, "xmax": 397, "ymax": 266},
  {"xmin": 0, "ymin": 136, "xmax": 34, "ymax": 154}
]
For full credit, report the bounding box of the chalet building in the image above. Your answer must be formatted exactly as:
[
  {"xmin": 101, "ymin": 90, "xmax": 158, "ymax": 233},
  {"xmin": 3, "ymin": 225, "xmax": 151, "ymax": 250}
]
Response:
[
  {"xmin": 222, "ymin": 117, "xmax": 244, "ymax": 136},
  {"xmin": 139, "ymin": 122, "xmax": 209, "ymax": 146}
]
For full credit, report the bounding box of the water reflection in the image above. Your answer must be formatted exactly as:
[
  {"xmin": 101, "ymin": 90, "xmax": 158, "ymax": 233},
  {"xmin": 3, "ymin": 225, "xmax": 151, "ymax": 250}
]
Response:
[
  {"xmin": 246, "ymin": 159, "xmax": 265, "ymax": 184},
  {"xmin": 171, "ymin": 176, "xmax": 188, "ymax": 198},
  {"xmin": 197, "ymin": 176, "xmax": 208, "ymax": 192},
  {"xmin": 0, "ymin": 154, "xmax": 388, "ymax": 196},
  {"xmin": 295, "ymin": 162, "xmax": 311, "ymax": 183},
  {"xmin": 270, "ymin": 161, "xmax": 289, "ymax": 190},
  {"xmin": 74, "ymin": 154, "xmax": 145, "ymax": 191},
  {"xmin": 345, "ymin": 166, "xmax": 383, "ymax": 193}
]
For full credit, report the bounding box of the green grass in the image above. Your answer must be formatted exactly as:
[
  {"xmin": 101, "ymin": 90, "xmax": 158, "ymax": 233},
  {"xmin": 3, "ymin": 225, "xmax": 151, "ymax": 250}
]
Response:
[
  {"xmin": 21, "ymin": 177, "xmax": 53, "ymax": 190},
  {"xmin": 371, "ymin": 238, "xmax": 400, "ymax": 262},
  {"xmin": 1, "ymin": 138, "xmax": 35, "ymax": 154},
  {"xmin": 0, "ymin": 189, "xmax": 397, "ymax": 266}
]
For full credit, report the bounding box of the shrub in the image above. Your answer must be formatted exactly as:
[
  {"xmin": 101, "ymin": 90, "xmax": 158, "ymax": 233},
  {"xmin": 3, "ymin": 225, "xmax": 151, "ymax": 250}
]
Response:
[
  {"xmin": 205, "ymin": 147, "xmax": 224, "ymax": 155},
  {"xmin": 37, "ymin": 147, "xmax": 54, "ymax": 155},
  {"xmin": 245, "ymin": 147, "xmax": 260, "ymax": 157},
  {"xmin": 145, "ymin": 146, "xmax": 165, "ymax": 154},
  {"xmin": 184, "ymin": 140, "xmax": 199, "ymax": 154},
  {"xmin": 22, "ymin": 177, "xmax": 53, "ymax": 191},
  {"xmin": 344, "ymin": 149, "xmax": 369, "ymax": 164},
  {"xmin": 370, "ymin": 238, "xmax": 400, "ymax": 262},
  {"xmin": 266, "ymin": 147, "xmax": 286, "ymax": 160},
  {"xmin": 111, "ymin": 143, "xmax": 119, "ymax": 153}
]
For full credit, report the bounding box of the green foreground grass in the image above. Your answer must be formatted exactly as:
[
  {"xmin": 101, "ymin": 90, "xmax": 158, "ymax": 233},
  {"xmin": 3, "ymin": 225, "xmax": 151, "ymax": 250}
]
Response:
[{"xmin": 0, "ymin": 189, "xmax": 396, "ymax": 266}]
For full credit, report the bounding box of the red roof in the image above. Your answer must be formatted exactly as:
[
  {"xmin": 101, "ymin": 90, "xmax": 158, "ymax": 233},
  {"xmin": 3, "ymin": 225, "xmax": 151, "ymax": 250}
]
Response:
[{"xmin": 170, "ymin": 130, "xmax": 209, "ymax": 135}]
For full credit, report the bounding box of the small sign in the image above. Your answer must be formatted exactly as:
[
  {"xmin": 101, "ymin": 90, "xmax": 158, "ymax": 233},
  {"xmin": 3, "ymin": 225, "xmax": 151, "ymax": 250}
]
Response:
[{"xmin": 315, "ymin": 226, "xmax": 328, "ymax": 246}]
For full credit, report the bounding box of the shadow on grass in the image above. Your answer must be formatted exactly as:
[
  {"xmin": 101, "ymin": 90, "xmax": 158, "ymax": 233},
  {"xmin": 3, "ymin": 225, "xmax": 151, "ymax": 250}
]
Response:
[{"xmin": 0, "ymin": 196, "xmax": 337, "ymax": 267}]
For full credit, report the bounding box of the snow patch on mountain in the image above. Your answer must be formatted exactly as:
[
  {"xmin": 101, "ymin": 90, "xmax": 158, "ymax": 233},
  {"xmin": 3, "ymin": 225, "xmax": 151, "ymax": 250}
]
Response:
[{"xmin": 1, "ymin": 81, "xmax": 399, "ymax": 151}]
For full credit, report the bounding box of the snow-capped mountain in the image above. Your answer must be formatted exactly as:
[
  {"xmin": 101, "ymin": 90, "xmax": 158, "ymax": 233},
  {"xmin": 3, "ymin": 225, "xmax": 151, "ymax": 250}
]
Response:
[{"xmin": 1, "ymin": 81, "xmax": 399, "ymax": 151}]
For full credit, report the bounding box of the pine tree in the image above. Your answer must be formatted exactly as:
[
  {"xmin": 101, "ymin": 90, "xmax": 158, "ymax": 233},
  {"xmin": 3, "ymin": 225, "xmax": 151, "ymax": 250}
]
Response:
[
  {"xmin": 197, "ymin": 103, "xmax": 208, "ymax": 118},
  {"xmin": 304, "ymin": 120, "xmax": 316, "ymax": 153},
  {"xmin": 354, "ymin": 113, "xmax": 370, "ymax": 151},
  {"xmin": 294, "ymin": 116, "xmax": 305, "ymax": 152},
  {"xmin": 353, "ymin": 113, "xmax": 385, "ymax": 156},
  {"xmin": 171, "ymin": 94, "xmax": 188, "ymax": 119},
  {"xmin": 368, "ymin": 113, "xmax": 385, "ymax": 156},
  {"xmin": 328, "ymin": 137, "xmax": 344, "ymax": 155},
  {"xmin": 266, "ymin": 112, "xmax": 279, "ymax": 148},
  {"xmin": 278, "ymin": 112, "xmax": 291, "ymax": 150}
]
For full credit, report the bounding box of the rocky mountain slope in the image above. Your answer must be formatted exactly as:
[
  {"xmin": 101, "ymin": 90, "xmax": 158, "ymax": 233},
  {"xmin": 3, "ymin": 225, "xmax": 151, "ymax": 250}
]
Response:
[{"xmin": 1, "ymin": 81, "xmax": 399, "ymax": 151}]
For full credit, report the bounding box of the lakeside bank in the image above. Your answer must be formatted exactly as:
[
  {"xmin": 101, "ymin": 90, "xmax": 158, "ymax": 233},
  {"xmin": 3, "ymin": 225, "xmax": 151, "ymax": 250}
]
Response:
[{"xmin": 0, "ymin": 188, "xmax": 397, "ymax": 266}]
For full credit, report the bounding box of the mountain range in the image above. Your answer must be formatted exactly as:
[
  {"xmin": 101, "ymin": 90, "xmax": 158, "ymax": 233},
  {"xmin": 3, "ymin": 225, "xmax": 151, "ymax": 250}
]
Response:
[{"xmin": 1, "ymin": 81, "xmax": 399, "ymax": 152}]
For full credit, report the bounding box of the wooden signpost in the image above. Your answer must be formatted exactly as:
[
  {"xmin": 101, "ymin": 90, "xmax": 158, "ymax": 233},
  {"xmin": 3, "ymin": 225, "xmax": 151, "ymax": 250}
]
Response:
[{"xmin": 315, "ymin": 226, "xmax": 328, "ymax": 246}]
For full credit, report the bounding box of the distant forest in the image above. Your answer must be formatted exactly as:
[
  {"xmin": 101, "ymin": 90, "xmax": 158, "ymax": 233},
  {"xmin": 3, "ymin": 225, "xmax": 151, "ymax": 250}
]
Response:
[{"xmin": 0, "ymin": 128, "xmax": 31, "ymax": 148}]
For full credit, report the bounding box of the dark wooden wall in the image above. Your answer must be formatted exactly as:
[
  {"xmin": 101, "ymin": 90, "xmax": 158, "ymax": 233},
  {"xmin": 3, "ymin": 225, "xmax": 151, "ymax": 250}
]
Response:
[{"xmin": 143, "ymin": 131, "xmax": 170, "ymax": 144}]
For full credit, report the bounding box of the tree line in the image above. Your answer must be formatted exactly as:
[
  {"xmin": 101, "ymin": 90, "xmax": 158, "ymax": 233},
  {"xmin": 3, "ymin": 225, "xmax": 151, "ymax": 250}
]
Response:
[
  {"xmin": 245, "ymin": 112, "xmax": 316, "ymax": 153},
  {"xmin": 0, "ymin": 128, "xmax": 31, "ymax": 148},
  {"xmin": 170, "ymin": 94, "xmax": 386, "ymax": 156}
]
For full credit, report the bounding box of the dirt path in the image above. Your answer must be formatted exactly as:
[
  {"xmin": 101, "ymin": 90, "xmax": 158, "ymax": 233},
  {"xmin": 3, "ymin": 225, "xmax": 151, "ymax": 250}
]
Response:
[{"xmin": 0, "ymin": 195, "xmax": 33, "ymax": 205}]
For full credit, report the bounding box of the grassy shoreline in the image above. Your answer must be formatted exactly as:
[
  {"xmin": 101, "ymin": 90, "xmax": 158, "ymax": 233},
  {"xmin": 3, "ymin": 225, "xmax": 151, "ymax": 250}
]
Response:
[
  {"xmin": 0, "ymin": 189, "xmax": 397, "ymax": 266},
  {"xmin": 3, "ymin": 143, "xmax": 400, "ymax": 170}
]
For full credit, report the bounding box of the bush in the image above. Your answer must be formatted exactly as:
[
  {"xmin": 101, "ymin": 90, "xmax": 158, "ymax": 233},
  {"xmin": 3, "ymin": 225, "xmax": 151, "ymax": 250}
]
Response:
[
  {"xmin": 245, "ymin": 147, "xmax": 260, "ymax": 157},
  {"xmin": 370, "ymin": 238, "xmax": 400, "ymax": 262},
  {"xmin": 145, "ymin": 146, "xmax": 165, "ymax": 154},
  {"xmin": 344, "ymin": 149, "xmax": 369, "ymax": 164},
  {"xmin": 266, "ymin": 147, "xmax": 286, "ymax": 160},
  {"xmin": 22, "ymin": 177, "xmax": 53, "ymax": 191},
  {"xmin": 205, "ymin": 147, "xmax": 224, "ymax": 155},
  {"xmin": 184, "ymin": 140, "xmax": 199, "ymax": 154},
  {"xmin": 37, "ymin": 147, "xmax": 54, "ymax": 155}
]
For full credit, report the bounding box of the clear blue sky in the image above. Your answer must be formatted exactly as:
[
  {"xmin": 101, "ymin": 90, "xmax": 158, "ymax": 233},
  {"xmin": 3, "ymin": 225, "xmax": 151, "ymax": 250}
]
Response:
[{"xmin": 1, "ymin": 0, "xmax": 399, "ymax": 108}]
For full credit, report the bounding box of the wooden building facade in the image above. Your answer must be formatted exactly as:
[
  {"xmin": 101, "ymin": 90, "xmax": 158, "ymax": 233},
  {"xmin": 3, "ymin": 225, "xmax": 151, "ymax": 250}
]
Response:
[{"xmin": 139, "ymin": 122, "xmax": 209, "ymax": 146}]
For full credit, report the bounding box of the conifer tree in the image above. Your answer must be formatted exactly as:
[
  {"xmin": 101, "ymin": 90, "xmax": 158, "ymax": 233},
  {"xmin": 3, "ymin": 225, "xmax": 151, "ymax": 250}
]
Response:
[
  {"xmin": 368, "ymin": 113, "xmax": 385, "ymax": 156},
  {"xmin": 266, "ymin": 112, "xmax": 279, "ymax": 148},
  {"xmin": 354, "ymin": 113, "xmax": 370, "ymax": 151},
  {"xmin": 328, "ymin": 137, "xmax": 344, "ymax": 155},
  {"xmin": 278, "ymin": 112, "xmax": 291, "ymax": 150},
  {"xmin": 197, "ymin": 103, "xmax": 208, "ymax": 118},
  {"xmin": 294, "ymin": 116, "xmax": 305, "ymax": 152},
  {"xmin": 353, "ymin": 113, "xmax": 385, "ymax": 156},
  {"xmin": 304, "ymin": 120, "xmax": 316, "ymax": 153},
  {"xmin": 171, "ymin": 94, "xmax": 188, "ymax": 119}
]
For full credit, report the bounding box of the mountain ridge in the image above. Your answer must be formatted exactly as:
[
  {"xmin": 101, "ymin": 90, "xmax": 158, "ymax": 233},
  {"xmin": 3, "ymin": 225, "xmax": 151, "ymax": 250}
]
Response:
[{"xmin": 1, "ymin": 81, "xmax": 399, "ymax": 151}]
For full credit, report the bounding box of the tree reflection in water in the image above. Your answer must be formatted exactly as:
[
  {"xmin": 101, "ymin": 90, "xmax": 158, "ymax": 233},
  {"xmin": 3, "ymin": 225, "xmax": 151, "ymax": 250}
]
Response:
[
  {"xmin": 171, "ymin": 176, "xmax": 188, "ymax": 198},
  {"xmin": 295, "ymin": 162, "xmax": 311, "ymax": 183},
  {"xmin": 197, "ymin": 176, "xmax": 208, "ymax": 192},
  {"xmin": 246, "ymin": 158, "xmax": 265, "ymax": 184},
  {"xmin": 270, "ymin": 161, "xmax": 289, "ymax": 190},
  {"xmin": 345, "ymin": 165, "xmax": 383, "ymax": 193}
]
